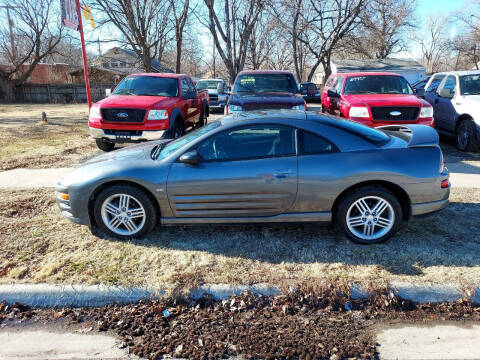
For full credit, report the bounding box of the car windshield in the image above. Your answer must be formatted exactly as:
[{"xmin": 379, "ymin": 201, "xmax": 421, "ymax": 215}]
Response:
[
  {"xmin": 233, "ymin": 74, "xmax": 297, "ymax": 94},
  {"xmin": 197, "ymin": 80, "xmax": 222, "ymax": 90},
  {"xmin": 113, "ymin": 76, "xmax": 179, "ymax": 97},
  {"xmin": 155, "ymin": 121, "xmax": 222, "ymax": 160},
  {"xmin": 343, "ymin": 75, "xmax": 413, "ymax": 95},
  {"xmin": 459, "ymin": 74, "xmax": 480, "ymax": 95}
]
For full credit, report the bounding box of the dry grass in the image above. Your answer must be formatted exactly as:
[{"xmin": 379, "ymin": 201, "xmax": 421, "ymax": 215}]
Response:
[
  {"xmin": 0, "ymin": 187, "xmax": 479, "ymax": 292},
  {"xmin": 0, "ymin": 104, "xmax": 98, "ymax": 170}
]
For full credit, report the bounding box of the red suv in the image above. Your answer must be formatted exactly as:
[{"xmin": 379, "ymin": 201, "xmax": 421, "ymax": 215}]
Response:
[{"xmin": 321, "ymin": 72, "xmax": 434, "ymax": 127}]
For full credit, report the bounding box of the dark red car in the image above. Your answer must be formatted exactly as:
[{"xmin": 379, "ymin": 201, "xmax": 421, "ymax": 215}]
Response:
[
  {"xmin": 88, "ymin": 73, "xmax": 209, "ymax": 151},
  {"xmin": 321, "ymin": 72, "xmax": 434, "ymax": 128}
]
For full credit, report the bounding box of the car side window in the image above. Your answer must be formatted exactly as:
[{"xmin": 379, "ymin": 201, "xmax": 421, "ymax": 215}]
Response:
[
  {"xmin": 441, "ymin": 75, "xmax": 456, "ymax": 94},
  {"xmin": 426, "ymin": 75, "xmax": 445, "ymax": 93},
  {"xmin": 326, "ymin": 76, "xmax": 335, "ymax": 87},
  {"xmin": 298, "ymin": 130, "xmax": 336, "ymax": 155},
  {"xmin": 181, "ymin": 79, "xmax": 190, "ymax": 96},
  {"xmin": 186, "ymin": 77, "xmax": 196, "ymax": 92},
  {"xmin": 197, "ymin": 125, "xmax": 295, "ymax": 161},
  {"xmin": 334, "ymin": 77, "xmax": 344, "ymax": 94}
]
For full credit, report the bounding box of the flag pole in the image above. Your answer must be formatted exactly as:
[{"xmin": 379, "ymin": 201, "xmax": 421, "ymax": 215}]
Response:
[{"xmin": 75, "ymin": 0, "xmax": 92, "ymax": 109}]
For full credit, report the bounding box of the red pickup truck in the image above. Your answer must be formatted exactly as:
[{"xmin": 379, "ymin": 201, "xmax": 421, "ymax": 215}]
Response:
[
  {"xmin": 321, "ymin": 72, "xmax": 434, "ymax": 128},
  {"xmin": 88, "ymin": 73, "xmax": 209, "ymax": 151}
]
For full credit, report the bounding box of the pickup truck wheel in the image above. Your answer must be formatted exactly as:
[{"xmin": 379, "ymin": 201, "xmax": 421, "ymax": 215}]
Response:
[
  {"xmin": 197, "ymin": 105, "xmax": 206, "ymax": 127},
  {"xmin": 456, "ymin": 120, "xmax": 479, "ymax": 152},
  {"xmin": 171, "ymin": 119, "xmax": 184, "ymax": 139},
  {"xmin": 94, "ymin": 184, "xmax": 157, "ymax": 239},
  {"xmin": 95, "ymin": 139, "xmax": 115, "ymax": 152}
]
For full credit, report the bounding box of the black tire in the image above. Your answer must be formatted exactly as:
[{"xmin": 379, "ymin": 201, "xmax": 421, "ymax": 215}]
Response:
[
  {"xmin": 456, "ymin": 120, "xmax": 479, "ymax": 152},
  {"xmin": 165, "ymin": 118, "xmax": 184, "ymax": 139},
  {"xmin": 197, "ymin": 105, "xmax": 206, "ymax": 127},
  {"xmin": 321, "ymin": 105, "xmax": 326, "ymax": 113},
  {"xmin": 95, "ymin": 139, "xmax": 115, "ymax": 152},
  {"xmin": 93, "ymin": 184, "xmax": 158, "ymax": 239},
  {"xmin": 336, "ymin": 186, "xmax": 403, "ymax": 244}
]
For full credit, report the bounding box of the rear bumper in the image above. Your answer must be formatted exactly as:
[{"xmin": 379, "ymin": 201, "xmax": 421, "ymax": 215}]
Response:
[
  {"xmin": 89, "ymin": 127, "xmax": 166, "ymax": 142},
  {"xmin": 411, "ymin": 198, "xmax": 449, "ymax": 216}
]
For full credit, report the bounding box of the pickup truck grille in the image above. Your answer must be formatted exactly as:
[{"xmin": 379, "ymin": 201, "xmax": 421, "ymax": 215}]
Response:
[
  {"xmin": 209, "ymin": 94, "xmax": 218, "ymax": 101},
  {"xmin": 371, "ymin": 107, "xmax": 420, "ymax": 122},
  {"xmin": 101, "ymin": 108, "xmax": 146, "ymax": 123}
]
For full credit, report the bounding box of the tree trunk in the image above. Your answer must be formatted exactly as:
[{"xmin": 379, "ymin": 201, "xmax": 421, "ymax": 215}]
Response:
[{"xmin": 176, "ymin": 32, "xmax": 183, "ymax": 73}]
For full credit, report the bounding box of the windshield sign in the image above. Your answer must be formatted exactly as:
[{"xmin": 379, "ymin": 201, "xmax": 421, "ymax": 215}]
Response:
[
  {"xmin": 233, "ymin": 74, "xmax": 297, "ymax": 94},
  {"xmin": 460, "ymin": 75, "xmax": 480, "ymax": 95},
  {"xmin": 344, "ymin": 75, "xmax": 413, "ymax": 95},
  {"xmin": 113, "ymin": 76, "xmax": 179, "ymax": 97},
  {"xmin": 197, "ymin": 80, "xmax": 222, "ymax": 90}
]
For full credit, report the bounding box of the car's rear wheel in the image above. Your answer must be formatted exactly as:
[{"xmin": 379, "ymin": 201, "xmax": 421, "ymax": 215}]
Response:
[
  {"xmin": 95, "ymin": 139, "xmax": 115, "ymax": 152},
  {"xmin": 336, "ymin": 187, "xmax": 402, "ymax": 244},
  {"xmin": 93, "ymin": 184, "xmax": 157, "ymax": 239},
  {"xmin": 456, "ymin": 120, "xmax": 479, "ymax": 152}
]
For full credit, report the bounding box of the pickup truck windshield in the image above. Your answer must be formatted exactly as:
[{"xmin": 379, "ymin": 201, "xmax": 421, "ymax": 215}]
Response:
[
  {"xmin": 234, "ymin": 74, "xmax": 297, "ymax": 94},
  {"xmin": 460, "ymin": 75, "xmax": 480, "ymax": 95},
  {"xmin": 344, "ymin": 75, "xmax": 413, "ymax": 95},
  {"xmin": 197, "ymin": 80, "xmax": 222, "ymax": 90},
  {"xmin": 113, "ymin": 76, "xmax": 179, "ymax": 97}
]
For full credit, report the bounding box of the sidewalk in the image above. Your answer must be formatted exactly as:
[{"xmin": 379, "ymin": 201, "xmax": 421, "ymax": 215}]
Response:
[{"xmin": 0, "ymin": 163, "xmax": 478, "ymax": 189}]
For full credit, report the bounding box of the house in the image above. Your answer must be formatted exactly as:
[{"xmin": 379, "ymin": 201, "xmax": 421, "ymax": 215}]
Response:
[
  {"xmin": 312, "ymin": 58, "xmax": 426, "ymax": 85},
  {"xmin": 69, "ymin": 66, "xmax": 125, "ymax": 85},
  {"xmin": 0, "ymin": 63, "xmax": 71, "ymax": 84},
  {"xmin": 94, "ymin": 47, "xmax": 174, "ymax": 74}
]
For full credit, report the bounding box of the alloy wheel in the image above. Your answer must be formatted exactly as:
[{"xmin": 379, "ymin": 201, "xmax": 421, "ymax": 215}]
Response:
[
  {"xmin": 346, "ymin": 196, "xmax": 395, "ymax": 241},
  {"xmin": 100, "ymin": 193, "xmax": 146, "ymax": 236}
]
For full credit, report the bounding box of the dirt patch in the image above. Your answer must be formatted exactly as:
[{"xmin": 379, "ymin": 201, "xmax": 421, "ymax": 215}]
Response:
[
  {"xmin": 0, "ymin": 104, "xmax": 98, "ymax": 170},
  {"xmin": 0, "ymin": 189, "xmax": 55, "ymax": 218},
  {"xmin": 1, "ymin": 287, "xmax": 479, "ymax": 360}
]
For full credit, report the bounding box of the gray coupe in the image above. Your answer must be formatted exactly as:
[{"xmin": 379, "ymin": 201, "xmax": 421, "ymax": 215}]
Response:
[{"xmin": 56, "ymin": 111, "xmax": 450, "ymax": 244}]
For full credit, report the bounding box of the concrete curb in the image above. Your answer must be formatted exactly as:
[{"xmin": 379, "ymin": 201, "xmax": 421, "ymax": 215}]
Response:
[
  {"xmin": 1, "ymin": 282, "xmax": 479, "ymax": 308},
  {"xmin": 0, "ymin": 284, "xmax": 161, "ymax": 308}
]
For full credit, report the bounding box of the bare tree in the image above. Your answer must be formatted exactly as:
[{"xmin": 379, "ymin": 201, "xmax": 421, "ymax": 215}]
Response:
[
  {"xmin": 414, "ymin": 16, "xmax": 451, "ymax": 73},
  {"xmin": 169, "ymin": 0, "xmax": 190, "ymax": 73},
  {"xmin": 247, "ymin": 11, "xmax": 277, "ymax": 70},
  {"xmin": 298, "ymin": 0, "xmax": 364, "ymax": 81},
  {"xmin": 91, "ymin": 0, "xmax": 173, "ymax": 72},
  {"xmin": 344, "ymin": 0, "xmax": 416, "ymax": 59},
  {"xmin": 202, "ymin": 0, "xmax": 267, "ymax": 83},
  {"xmin": 0, "ymin": 0, "xmax": 63, "ymax": 99},
  {"xmin": 455, "ymin": 0, "xmax": 480, "ymax": 69}
]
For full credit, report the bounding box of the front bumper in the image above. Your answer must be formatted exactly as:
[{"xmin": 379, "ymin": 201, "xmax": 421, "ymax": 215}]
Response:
[
  {"xmin": 209, "ymin": 100, "xmax": 227, "ymax": 109},
  {"xmin": 55, "ymin": 187, "xmax": 90, "ymax": 226},
  {"xmin": 89, "ymin": 127, "xmax": 166, "ymax": 142}
]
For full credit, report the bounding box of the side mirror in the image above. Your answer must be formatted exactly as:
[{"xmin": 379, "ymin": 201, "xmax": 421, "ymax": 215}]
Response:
[
  {"xmin": 179, "ymin": 150, "xmax": 200, "ymax": 165},
  {"xmin": 415, "ymin": 88, "xmax": 425, "ymax": 98},
  {"xmin": 438, "ymin": 88, "xmax": 454, "ymax": 98},
  {"xmin": 327, "ymin": 89, "xmax": 340, "ymax": 98}
]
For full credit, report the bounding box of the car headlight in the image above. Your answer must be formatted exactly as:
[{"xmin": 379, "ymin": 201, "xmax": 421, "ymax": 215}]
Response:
[
  {"xmin": 229, "ymin": 104, "xmax": 243, "ymax": 112},
  {"xmin": 88, "ymin": 105, "xmax": 101, "ymax": 120},
  {"xmin": 147, "ymin": 109, "xmax": 169, "ymax": 120},
  {"xmin": 419, "ymin": 106, "xmax": 433, "ymax": 118},
  {"xmin": 292, "ymin": 104, "xmax": 305, "ymax": 110},
  {"xmin": 349, "ymin": 106, "xmax": 370, "ymax": 118}
]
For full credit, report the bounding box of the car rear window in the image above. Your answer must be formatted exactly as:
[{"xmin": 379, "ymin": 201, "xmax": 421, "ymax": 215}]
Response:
[{"xmin": 324, "ymin": 118, "xmax": 390, "ymax": 145}]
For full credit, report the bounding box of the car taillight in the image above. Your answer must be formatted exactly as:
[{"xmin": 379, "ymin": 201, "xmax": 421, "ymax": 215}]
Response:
[
  {"xmin": 224, "ymin": 105, "xmax": 229, "ymax": 115},
  {"xmin": 304, "ymin": 100, "xmax": 307, "ymax": 111},
  {"xmin": 441, "ymin": 179, "xmax": 450, "ymax": 188},
  {"xmin": 440, "ymin": 151, "xmax": 445, "ymax": 173}
]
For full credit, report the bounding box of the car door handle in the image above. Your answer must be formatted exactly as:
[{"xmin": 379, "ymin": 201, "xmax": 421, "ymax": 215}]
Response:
[{"xmin": 274, "ymin": 170, "xmax": 293, "ymax": 179}]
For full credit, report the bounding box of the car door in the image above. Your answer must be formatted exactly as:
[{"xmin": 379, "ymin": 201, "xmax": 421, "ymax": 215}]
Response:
[
  {"xmin": 166, "ymin": 124, "xmax": 298, "ymax": 218},
  {"xmin": 321, "ymin": 76, "xmax": 335, "ymax": 109},
  {"xmin": 180, "ymin": 78, "xmax": 195, "ymax": 124},
  {"xmin": 435, "ymin": 75, "xmax": 458, "ymax": 132},
  {"xmin": 186, "ymin": 77, "xmax": 201, "ymax": 123},
  {"xmin": 424, "ymin": 74, "xmax": 445, "ymax": 118},
  {"xmin": 330, "ymin": 76, "xmax": 344, "ymax": 116}
]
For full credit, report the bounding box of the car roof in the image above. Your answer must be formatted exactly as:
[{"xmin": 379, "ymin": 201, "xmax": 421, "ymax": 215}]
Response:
[
  {"xmin": 128, "ymin": 73, "xmax": 187, "ymax": 79},
  {"xmin": 198, "ymin": 78, "xmax": 225, "ymax": 82},
  {"xmin": 331, "ymin": 72, "xmax": 402, "ymax": 77},
  {"xmin": 236, "ymin": 70, "xmax": 294, "ymax": 76},
  {"xmin": 432, "ymin": 70, "xmax": 480, "ymax": 76}
]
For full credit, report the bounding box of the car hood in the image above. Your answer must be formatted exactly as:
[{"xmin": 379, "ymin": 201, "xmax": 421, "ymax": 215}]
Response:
[
  {"xmin": 97, "ymin": 95, "xmax": 179, "ymax": 109},
  {"xmin": 343, "ymin": 94, "xmax": 427, "ymax": 107},
  {"xmin": 229, "ymin": 92, "xmax": 304, "ymax": 108}
]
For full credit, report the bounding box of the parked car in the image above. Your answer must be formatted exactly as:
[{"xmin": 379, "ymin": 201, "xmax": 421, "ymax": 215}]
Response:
[
  {"xmin": 56, "ymin": 111, "xmax": 449, "ymax": 244},
  {"xmin": 196, "ymin": 78, "xmax": 229, "ymax": 113},
  {"xmin": 411, "ymin": 76, "xmax": 431, "ymax": 94},
  {"xmin": 88, "ymin": 73, "xmax": 210, "ymax": 152},
  {"xmin": 321, "ymin": 72, "xmax": 434, "ymax": 128},
  {"xmin": 299, "ymin": 82, "xmax": 321, "ymax": 103},
  {"xmin": 224, "ymin": 70, "xmax": 306, "ymax": 114},
  {"xmin": 423, "ymin": 71, "xmax": 480, "ymax": 151}
]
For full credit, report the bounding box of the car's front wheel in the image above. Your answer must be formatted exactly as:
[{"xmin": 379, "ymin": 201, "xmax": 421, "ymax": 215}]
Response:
[
  {"xmin": 93, "ymin": 184, "xmax": 157, "ymax": 239},
  {"xmin": 336, "ymin": 187, "xmax": 402, "ymax": 244}
]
